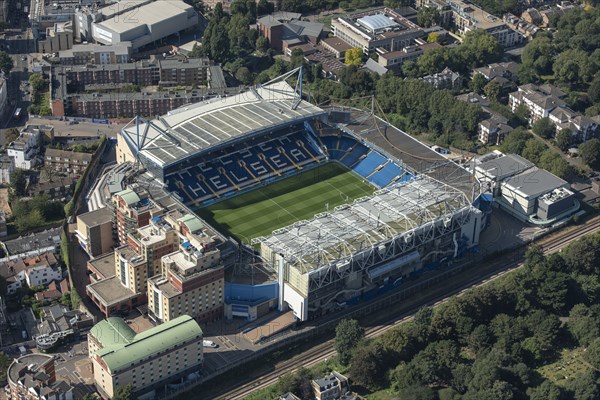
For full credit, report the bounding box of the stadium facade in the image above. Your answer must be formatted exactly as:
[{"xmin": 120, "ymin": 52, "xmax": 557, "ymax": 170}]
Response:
[{"xmin": 117, "ymin": 69, "xmax": 483, "ymax": 321}]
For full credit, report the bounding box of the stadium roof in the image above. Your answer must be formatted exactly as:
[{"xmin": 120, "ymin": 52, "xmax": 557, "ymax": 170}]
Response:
[
  {"xmin": 120, "ymin": 78, "xmax": 324, "ymax": 168},
  {"xmin": 91, "ymin": 315, "xmax": 202, "ymax": 374},
  {"xmin": 257, "ymin": 176, "xmax": 471, "ymax": 273}
]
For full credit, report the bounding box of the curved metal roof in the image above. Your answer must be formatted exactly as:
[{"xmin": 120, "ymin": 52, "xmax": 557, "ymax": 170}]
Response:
[{"xmin": 357, "ymin": 14, "xmax": 399, "ymax": 33}]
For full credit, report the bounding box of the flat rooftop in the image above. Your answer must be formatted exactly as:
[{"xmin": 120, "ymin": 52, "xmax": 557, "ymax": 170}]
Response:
[
  {"xmin": 476, "ymin": 153, "xmax": 534, "ymax": 181},
  {"xmin": 87, "ymin": 276, "xmax": 137, "ymax": 307},
  {"xmin": 96, "ymin": 0, "xmax": 193, "ymax": 35},
  {"xmin": 77, "ymin": 206, "xmax": 113, "ymax": 227},
  {"xmin": 88, "ymin": 252, "xmax": 116, "ymax": 280},
  {"xmin": 502, "ymin": 167, "xmax": 567, "ymax": 199},
  {"xmin": 120, "ymin": 80, "xmax": 325, "ymax": 168}
]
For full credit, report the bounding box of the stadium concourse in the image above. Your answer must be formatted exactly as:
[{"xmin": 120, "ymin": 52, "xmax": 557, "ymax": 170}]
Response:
[{"xmin": 116, "ymin": 68, "xmax": 485, "ymax": 321}]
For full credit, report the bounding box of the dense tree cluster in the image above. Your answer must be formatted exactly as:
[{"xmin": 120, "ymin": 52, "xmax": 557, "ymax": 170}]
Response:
[
  {"xmin": 0, "ymin": 51, "xmax": 13, "ymax": 75},
  {"xmin": 334, "ymin": 234, "xmax": 600, "ymax": 399},
  {"xmin": 500, "ymin": 128, "xmax": 574, "ymax": 179},
  {"xmin": 579, "ymin": 138, "xmax": 600, "ymax": 170},
  {"xmin": 519, "ymin": 8, "xmax": 600, "ymax": 116},
  {"xmin": 11, "ymin": 194, "xmax": 65, "ymax": 233},
  {"xmin": 376, "ymin": 75, "xmax": 481, "ymax": 148},
  {"xmin": 403, "ymin": 30, "xmax": 503, "ymax": 78}
]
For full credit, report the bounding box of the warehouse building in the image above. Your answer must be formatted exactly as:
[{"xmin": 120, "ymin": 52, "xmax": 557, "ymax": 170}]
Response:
[
  {"xmin": 88, "ymin": 315, "xmax": 203, "ymax": 399},
  {"xmin": 90, "ymin": 0, "xmax": 198, "ymax": 50}
]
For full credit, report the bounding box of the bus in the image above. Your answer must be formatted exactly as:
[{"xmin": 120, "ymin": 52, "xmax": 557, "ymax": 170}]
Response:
[{"xmin": 13, "ymin": 108, "xmax": 22, "ymax": 120}]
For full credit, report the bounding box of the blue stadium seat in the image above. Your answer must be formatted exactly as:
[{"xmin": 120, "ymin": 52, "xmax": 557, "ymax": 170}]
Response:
[
  {"xmin": 369, "ymin": 162, "xmax": 404, "ymax": 188},
  {"xmin": 353, "ymin": 151, "xmax": 387, "ymax": 177}
]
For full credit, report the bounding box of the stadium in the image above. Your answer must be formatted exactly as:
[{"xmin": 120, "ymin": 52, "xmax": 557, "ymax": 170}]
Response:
[{"xmin": 116, "ymin": 68, "xmax": 484, "ymax": 321}]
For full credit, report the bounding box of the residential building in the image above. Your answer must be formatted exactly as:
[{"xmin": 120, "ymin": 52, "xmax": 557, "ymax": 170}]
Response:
[
  {"xmin": 86, "ymin": 217, "xmax": 177, "ymax": 317},
  {"xmin": 521, "ymin": 8, "xmax": 542, "ymax": 25},
  {"xmin": 417, "ymin": 0, "xmax": 522, "ymax": 47},
  {"xmin": 38, "ymin": 21, "xmax": 73, "ymax": 53},
  {"xmin": 45, "ymin": 148, "xmax": 93, "ymax": 173},
  {"xmin": 59, "ymin": 90, "xmax": 205, "ymax": 119},
  {"xmin": 473, "ymin": 62, "xmax": 519, "ymax": 90},
  {"xmin": 148, "ymin": 214, "xmax": 224, "ymax": 324},
  {"xmin": 478, "ymin": 117, "xmax": 512, "ymax": 145},
  {"xmin": 75, "ymin": 207, "xmax": 115, "ymax": 258},
  {"xmin": 113, "ymin": 187, "xmax": 160, "ymax": 245},
  {"xmin": 0, "ymin": 154, "xmax": 14, "ymax": 184},
  {"xmin": 510, "ymin": 83, "xmax": 600, "ymax": 141},
  {"xmin": 503, "ymin": 13, "xmax": 540, "ymax": 38},
  {"xmin": 312, "ymin": 372, "xmax": 350, "ymax": 400},
  {"xmin": 420, "ymin": 67, "xmax": 462, "ymax": 90},
  {"xmin": 7, "ymin": 125, "xmax": 48, "ymax": 169},
  {"xmin": 332, "ymin": 8, "xmax": 424, "ymax": 55},
  {"xmin": 28, "ymin": 177, "xmax": 76, "ymax": 200},
  {"xmin": 377, "ymin": 42, "xmax": 441, "ymax": 73},
  {"xmin": 257, "ymin": 12, "xmax": 324, "ymax": 53},
  {"xmin": 6, "ymin": 353, "xmax": 74, "ymax": 400},
  {"xmin": 23, "ymin": 252, "xmax": 63, "ymax": 287},
  {"xmin": 58, "ymin": 42, "xmax": 132, "ymax": 65},
  {"xmin": 509, "ymin": 83, "xmax": 567, "ymax": 123},
  {"xmin": 88, "ymin": 315, "xmax": 203, "ymax": 399},
  {"xmin": 57, "ymin": 57, "xmax": 212, "ymax": 89},
  {"xmin": 127, "ymin": 217, "xmax": 179, "ymax": 281}
]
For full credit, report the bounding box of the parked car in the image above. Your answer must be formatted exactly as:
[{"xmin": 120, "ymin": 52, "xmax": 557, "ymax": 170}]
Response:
[{"xmin": 203, "ymin": 340, "xmax": 218, "ymax": 348}]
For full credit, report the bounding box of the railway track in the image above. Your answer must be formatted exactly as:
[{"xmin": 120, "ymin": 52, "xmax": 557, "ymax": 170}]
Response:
[{"xmin": 216, "ymin": 217, "xmax": 600, "ymax": 400}]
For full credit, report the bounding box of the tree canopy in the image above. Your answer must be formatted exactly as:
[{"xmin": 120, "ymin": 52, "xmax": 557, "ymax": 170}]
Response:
[
  {"xmin": 334, "ymin": 319, "xmax": 364, "ymax": 365},
  {"xmin": 0, "ymin": 51, "xmax": 13, "ymax": 75},
  {"xmin": 580, "ymin": 138, "xmax": 600, "ymax": 170}
]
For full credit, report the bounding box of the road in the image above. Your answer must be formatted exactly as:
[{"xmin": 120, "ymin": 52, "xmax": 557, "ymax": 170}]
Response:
[{"xmin": 208, "ymin": 216, "xmax": 600, "ymax": 400}]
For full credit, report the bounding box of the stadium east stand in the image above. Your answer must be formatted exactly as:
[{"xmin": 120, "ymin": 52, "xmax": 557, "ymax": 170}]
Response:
[{"xmin": 166, "ymin": 125, "xmax": 414, "ymax": 207}]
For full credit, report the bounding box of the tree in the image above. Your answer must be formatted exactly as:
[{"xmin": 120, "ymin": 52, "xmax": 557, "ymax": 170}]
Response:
[
  {"xmin": 113, "ymin": 384, "xmax": 137, "ymax": 400},
  {"xmin": 397, "ymin": 386, "xmax": 436, "ymax": 400},
  {"xmin": 335, "ymin": 319, "xmax": 364, "ymax": 365},
  {"xmin": 584, "ymin": 337, "xmax": 600, "ymax": 370},
  {"xmin": 500, "ymin": 127, "xmax": 532, "ymax": 154},
  {"xmin": 10, "ymin": 169, "xmax": 28, "ymax": 197},
  {"xmin": 0, "ymin": 51, "xmax": 13, "ymax": 75},
  {"xmin": 348, "ymin": 341, "xmax": 387, "ymax": 389},
  {"xmin": 255, "ymin": 36, "xmax": 269, "ymax": 53},
  {"xmin": 0, "ymin": 352, "xmax": 10, "ymax": 381},
  {"xmin": 580, "ymin": 138, "xmax": 600, "ymax": 170},
  {"xmin": 427, "ymin": 32, "xmax": 440, "ymax": 43},
  {"xmin": 556, "ymin": 128, "xmax": 572, "ymax": 151},
  {"xmin": 483, "ymin": 80, "xmax": 502, "ymax": 102},
  {"xmin": 521, "ymin": 139, "xmax": 547, "ymax": 164},
  {"xmin": 527, "ymin": 380, "xmax": 563, "ymax": 400},
  {"xmin": 532, "ymin": 117, "xmax": 555, "ymax": 138},
  {"xmin": 589, "ymin": 76, "xmax": 600, "ymax": 104},
  {"xmin": 568, "ymin": 304, "xmax": 600, "ymax": 346},
  {"xmin": 417, "ymin": 7, "xmax": 440, "ymax": 28},
  {"xmin": 470, "ymin": 73, "xmax": 488, "ymax": 94},
  {"xmin": 345, "ymin": 48, "xmax": 363, "ymax": 66},
  {"xmin": 235, "ymin": 67, "xmax": 253, "ymax": 84},
  {"xmin": 29, "ymin": 73, "xmax": 46, "ymax": 95}
]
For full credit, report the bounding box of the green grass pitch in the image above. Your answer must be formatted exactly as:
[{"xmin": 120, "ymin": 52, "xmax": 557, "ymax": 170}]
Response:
[{"xmin": 195, "ymin": 163, "xmax": 375, "ymax": 243}]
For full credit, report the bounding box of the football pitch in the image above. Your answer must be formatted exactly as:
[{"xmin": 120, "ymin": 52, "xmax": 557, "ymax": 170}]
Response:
[{"xmin": 195, "ymin": 163, "xmax": 375, "ymax": 243}]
